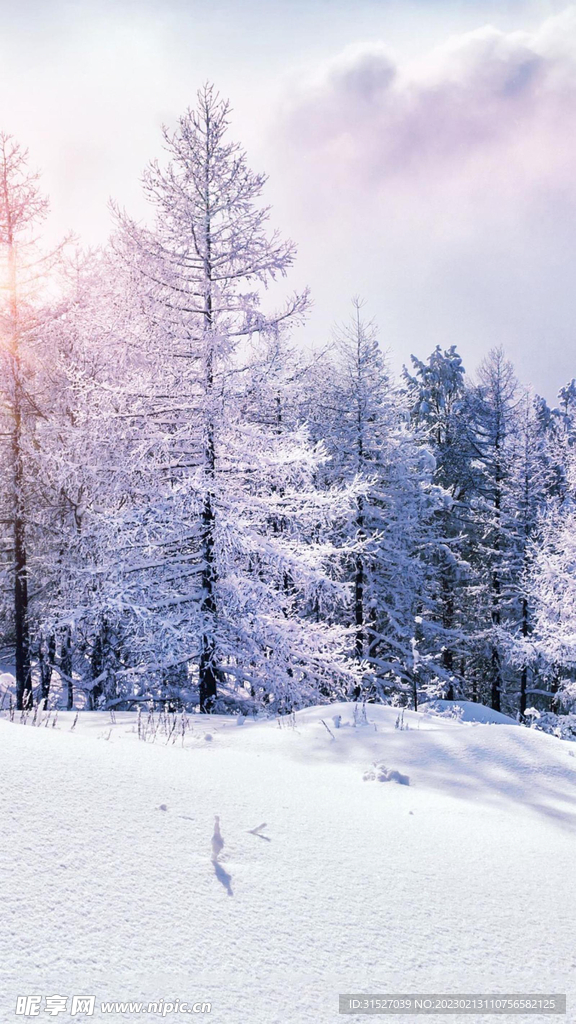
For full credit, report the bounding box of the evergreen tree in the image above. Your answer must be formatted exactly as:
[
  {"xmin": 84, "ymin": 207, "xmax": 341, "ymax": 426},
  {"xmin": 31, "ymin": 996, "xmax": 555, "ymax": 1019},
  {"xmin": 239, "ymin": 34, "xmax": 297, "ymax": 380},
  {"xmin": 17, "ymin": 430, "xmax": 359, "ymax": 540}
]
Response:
[
  {"xmin": 311, "ymin": 301, "xmax": 444, "ymax": 704},
  {"xmin": 466, "ymin": 348, "xmax": 521, "ymax": 711},
  {"xmin": 527, "ymin": 488, "xmax": 576, "ymax": 715},
  {"xmin": 404, "ymin": 345, "xmax": 473, "ymax": 698},
  {"xmin": 505, "ymin": 392, "xmax": 554, "ymax": 717}
]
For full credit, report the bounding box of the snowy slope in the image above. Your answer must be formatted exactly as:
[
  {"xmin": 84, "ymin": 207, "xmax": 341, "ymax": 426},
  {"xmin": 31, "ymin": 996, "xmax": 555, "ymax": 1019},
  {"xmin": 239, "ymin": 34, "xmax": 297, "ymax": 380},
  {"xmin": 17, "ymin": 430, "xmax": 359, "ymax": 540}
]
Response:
[
  {"xmin": 418, "ymin": 699, "xmax": 519, "ymax": 725},
  {"xmin": 1, "ymin": 703, "xmax": 575, "ymax": 1024}
]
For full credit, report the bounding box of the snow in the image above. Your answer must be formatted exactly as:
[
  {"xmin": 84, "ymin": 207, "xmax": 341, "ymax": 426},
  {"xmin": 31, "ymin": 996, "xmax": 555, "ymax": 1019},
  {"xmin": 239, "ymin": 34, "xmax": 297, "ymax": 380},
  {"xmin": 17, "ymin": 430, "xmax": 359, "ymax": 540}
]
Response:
[
  {"xmin": 0, "ymin": 672, "xmax": 14, "ymax": 698},
  {"xmin": 1, "ymin": 702, "xmax": 575, "ymax": 1023},
  {"xmin": 419, "ymin": 699, "xmax": 519, "ymax": 725}
]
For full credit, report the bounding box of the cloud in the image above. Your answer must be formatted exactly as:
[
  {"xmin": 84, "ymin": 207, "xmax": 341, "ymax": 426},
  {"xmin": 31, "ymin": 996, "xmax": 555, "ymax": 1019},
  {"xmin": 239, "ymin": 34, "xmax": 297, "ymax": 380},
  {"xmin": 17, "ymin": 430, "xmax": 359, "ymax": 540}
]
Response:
[
  {"xmin": 264, "ymin": 8, "xmax": 576, "ymax": 402},
  {"xmin": 278, "ymin": 8, "xmax": 576, "ymax": 198}
]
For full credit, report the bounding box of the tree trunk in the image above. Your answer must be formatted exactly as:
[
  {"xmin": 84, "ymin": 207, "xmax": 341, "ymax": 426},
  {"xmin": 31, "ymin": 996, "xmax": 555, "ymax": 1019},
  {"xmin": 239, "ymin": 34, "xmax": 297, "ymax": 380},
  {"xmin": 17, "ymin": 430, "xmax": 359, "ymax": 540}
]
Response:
[
  {"xmin": 7, "ymin": 205, "xmax": 32, "ymax": 710},
  {"xmin": 199, "ymin": 153, "xmax": 218, "ymax": 712},
  {"xmin": 199, "ymin": 487, "xmax": 218, "ymax": 712},
  {"xmin": 39, "ymin": 634, "xmax": 56, "ymax": 709},
  {"xmin": 354, "ymin": 553, "xmax": 365, "ymax": 660},
  {"xmin": 14, "ymin": 472, "xmax": 32, "ymax": 709},
  {"xmin": 490, "ymin": 646, "xmax": 501, "ymax": 712},
  {"xmin": 519, "ymin": 597, "xmax": 529, "ymax": 718},
  {"xmin": 550, "ymin": 672, "xmax": 561, "ymax": 715},
  {"xmin": 88, "ymin": 625, "xmax": 107, "ymax": 709},
  {"xmin": 490, "ymin": 453, "xmax": 502, "ymax": 712},
  {"xmin": 61, "ymin": 629, "xmax": 73, "ymax": 711},
  {"xmin": 441, "ymin": 547, "xmax": 455, "ymax": 678}
]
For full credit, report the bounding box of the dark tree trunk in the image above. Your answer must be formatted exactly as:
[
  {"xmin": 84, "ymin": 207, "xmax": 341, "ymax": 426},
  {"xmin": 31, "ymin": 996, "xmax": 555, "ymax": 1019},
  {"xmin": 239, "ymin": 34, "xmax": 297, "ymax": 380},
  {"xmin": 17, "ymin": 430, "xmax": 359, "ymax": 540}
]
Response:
[
  {"xmin": 12, "ymin": 348, "xmax": 32, "ymax": 711},
  {"xmin": 4, "ymin": 161, "xmax": 33, "ymax": 710},
  {"xmin": 490, "ymin": 457, "xmax": 502, "ymax": 712},
  {"xmin": 39, "ymin": 634, "xmax": 56, "ymax": 709},
  {"xmin": 519, "ymin": 668, "xmax": 527, "ymax": 718},
  {"xmin": 199, "ymin": 410, "xmax": 218, "ymax": 711},
  {"xmin": 88, "ymin": 626, "xmax": 106, "ymax": 709},
  {"xmin": 198, "ymin": 144, "xmax": 219, "ymax": 714},
  {"xmin": 519, "ymin": 597, "xmax": 529, "ymax": 718},
  {"xmin": 490, "ymin": 645, "xmax": 501, "ymax": 712},
  {"xmin": 354, "ymin": 553, "xmax": 364, "ymax": 661},
  {"xmin": 471, "ymin": 669, "xmax": 478, "ymax": 703},
  {"xmin": 441, "ymin": 550, "xmax": 455, "ymax": 678},
  {"xmin": 61, "ymin": 629, "xmax": 73, "ymax": 711},
  {"xmin": 550, "ymin": 673, "xmax": 561, "ymax": 715},
  {"xmin": 198, "ymin": 327, "xmax": 218, "ymax": 708},
  {"xmin": 352, "ymin": 491, "xmax": 365, "ymax": 703}
]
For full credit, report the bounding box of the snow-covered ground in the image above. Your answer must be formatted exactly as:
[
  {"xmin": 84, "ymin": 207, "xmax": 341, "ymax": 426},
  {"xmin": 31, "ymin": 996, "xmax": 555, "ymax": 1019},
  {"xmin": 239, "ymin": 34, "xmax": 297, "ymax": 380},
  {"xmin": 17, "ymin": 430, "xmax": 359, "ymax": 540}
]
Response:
[
  {"xmin": 1, "ymin": 702, "xmax": 575, "ymax": 1023},
  {"xmin": 418, "ymin": 699, "xmax": 519, "ymax": 725}
]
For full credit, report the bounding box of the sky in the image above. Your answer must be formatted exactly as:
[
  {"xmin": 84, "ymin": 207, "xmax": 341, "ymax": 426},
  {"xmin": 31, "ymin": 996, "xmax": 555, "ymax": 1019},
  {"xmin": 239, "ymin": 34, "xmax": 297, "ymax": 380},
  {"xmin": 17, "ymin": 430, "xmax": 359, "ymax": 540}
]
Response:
[{"xmin": 3, "ymin": 0, "xmax": 576, "ymax": 398}]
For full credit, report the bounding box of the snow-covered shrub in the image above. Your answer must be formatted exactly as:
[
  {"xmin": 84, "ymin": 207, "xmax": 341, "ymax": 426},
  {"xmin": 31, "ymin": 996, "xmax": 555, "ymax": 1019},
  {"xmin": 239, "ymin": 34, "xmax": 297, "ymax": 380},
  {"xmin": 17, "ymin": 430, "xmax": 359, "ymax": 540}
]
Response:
[{"xmin": 530, "ymin": 711, "xmax": 576, "ymax": 741}]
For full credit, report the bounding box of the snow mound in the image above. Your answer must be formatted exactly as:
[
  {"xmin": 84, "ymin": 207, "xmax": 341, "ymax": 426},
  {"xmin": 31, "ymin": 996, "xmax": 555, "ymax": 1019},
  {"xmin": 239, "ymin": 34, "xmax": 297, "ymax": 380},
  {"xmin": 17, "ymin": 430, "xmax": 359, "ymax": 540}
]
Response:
[
  {"xmin": 363, "ymin": 761, "xmax": 410, "ymax": 785},
  {"xmin": 419, "ymin": 699, "xmax": 518, "ymax": 725},
  {"xmin": 0, "ymin": 672, "xmax": 15, "ymax": 698}
]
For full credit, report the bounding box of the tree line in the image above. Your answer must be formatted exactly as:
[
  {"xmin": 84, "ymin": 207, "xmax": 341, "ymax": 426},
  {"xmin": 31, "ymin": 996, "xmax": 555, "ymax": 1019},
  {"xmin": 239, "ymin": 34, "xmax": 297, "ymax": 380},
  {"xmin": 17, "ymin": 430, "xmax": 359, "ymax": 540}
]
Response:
[{"xmin": 1, "ymin": 85, "xmax": 575, "ymax": 728}]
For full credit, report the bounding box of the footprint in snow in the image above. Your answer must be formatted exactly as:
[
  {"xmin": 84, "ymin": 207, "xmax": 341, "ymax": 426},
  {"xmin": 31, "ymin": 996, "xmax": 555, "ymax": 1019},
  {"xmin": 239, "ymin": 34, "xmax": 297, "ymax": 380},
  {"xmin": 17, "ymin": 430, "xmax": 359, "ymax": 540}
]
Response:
[
  {"xmin": 211, "ymin": 815, "xmax": 233, "ymax": 896},
  {"xmin": 211, "ymin": 815, "xmax": 224, "ymax": 860},
  {"xmin": 247, "ymin": 822, "xmax": 271, "ymax": 842}
]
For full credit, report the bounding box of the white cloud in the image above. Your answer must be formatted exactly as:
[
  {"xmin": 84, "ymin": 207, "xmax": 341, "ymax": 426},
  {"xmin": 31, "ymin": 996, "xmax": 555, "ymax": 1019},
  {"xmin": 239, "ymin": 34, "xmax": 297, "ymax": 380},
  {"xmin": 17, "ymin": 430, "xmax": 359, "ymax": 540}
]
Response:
[
  {"xmin": 277, "ymin": 8, "xmax": 576, "ymax": 194},
  {"xmin": 266, "ymin": 8, "xmax": 576, "ymax": 399}
]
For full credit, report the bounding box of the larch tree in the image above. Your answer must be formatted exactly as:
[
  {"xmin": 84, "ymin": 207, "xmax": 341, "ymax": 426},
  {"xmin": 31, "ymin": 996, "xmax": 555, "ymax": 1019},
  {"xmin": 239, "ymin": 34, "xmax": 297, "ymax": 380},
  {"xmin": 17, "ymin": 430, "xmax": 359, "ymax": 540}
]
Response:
[
  {"xmin": 111, "ymin": 85, "xmax": 359, "ymax": 712},
  {"xmin": 0, "ymin": 135, "xmax": 65, "ymax": 709},
  {"xmin": 29, "ymin": 247, "xmax": 138, "ymax": 710}
]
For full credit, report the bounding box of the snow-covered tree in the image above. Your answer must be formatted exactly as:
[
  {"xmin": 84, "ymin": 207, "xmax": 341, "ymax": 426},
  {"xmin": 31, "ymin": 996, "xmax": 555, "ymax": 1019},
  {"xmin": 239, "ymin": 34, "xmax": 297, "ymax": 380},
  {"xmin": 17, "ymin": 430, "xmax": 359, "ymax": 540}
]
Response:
[
  {"xmin": 0, "ymin": 134, "xmax": 66, "ymax": 708},
  {"xmin": 27, "ymin": 248, "xmax": 139, "ymax": 710},
  {"xmin": 464, "ymin": 348, "xmax": 524, "ymax": 711},
  {"xmin": 404, "ymin": 345, "xmax": 473, "ymax": 697},
  {"xmin": 503, "ymin": 392, "xmax": 555, "ymax": 716},
  {"xmin": 527, "ymin": 492, "xmax": 576, "ymax": 715},
  {"xmin": 307, "ymin": 300, "xmax": 445, "ymax": 704},
  {"xmin": 106, "ymin": 85, "xmax": 359, "ymax": 711},
  {"xmin": 519, "ymin": 384, "xmax": 576, "ymax": 716}
]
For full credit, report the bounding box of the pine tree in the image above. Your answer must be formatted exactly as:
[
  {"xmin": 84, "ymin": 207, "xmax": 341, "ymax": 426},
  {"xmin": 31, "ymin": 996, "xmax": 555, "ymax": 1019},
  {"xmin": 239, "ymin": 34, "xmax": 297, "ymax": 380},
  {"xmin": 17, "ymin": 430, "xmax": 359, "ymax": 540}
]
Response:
[
  {"xmin": 404, "ymin": 345, "xmax": 473, "ymax": 698},
  {"xmin": 527, "ymin": 489, "xmax": 576, "ymax": 715},
  {"xmin": 466, "ymin": 348, "xmax": 521, "ymax": 711},
  {"xmin": 310, "ymin": 300, "xmax": 443, "ymax": 704},
  {"xmin": 506, "ymin": 392, "xmax": 554, "ymax": 717}
]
